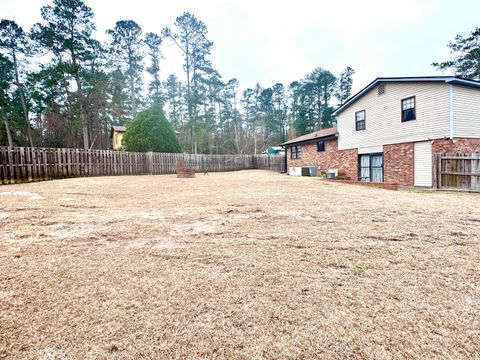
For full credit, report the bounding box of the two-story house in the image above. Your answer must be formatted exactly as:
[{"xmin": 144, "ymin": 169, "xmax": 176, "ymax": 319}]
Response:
[{"xmin": 282, "ymin": 76, "xmax": 480, "ymax": 186}]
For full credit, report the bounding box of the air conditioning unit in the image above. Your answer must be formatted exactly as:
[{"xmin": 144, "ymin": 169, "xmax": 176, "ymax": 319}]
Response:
[
  {"xmin": 327, "ymin": 169, "xmax": 338, "ymax": 178},
  {"xmin": 301, "ymin": 166, "xmax": 317, "ymax": 177},
  {"xmin": 289, "ymin": 167, "xmax": 302, "ymax": 176}
]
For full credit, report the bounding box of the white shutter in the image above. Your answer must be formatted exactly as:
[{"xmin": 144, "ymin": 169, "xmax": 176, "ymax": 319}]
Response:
[{"xmin": 414, "ymin": 141, "xmax": 432, "ymax": 187}]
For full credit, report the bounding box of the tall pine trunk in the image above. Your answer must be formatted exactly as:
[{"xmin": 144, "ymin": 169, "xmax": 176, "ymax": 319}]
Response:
[
  {"xmin": 185, "ymin": 54, "xmax": 194, "ymax": 153},
  {"xmin": 129, "ymin": 75, "xmax": 136, "ymax": 117},
  {"xmin": 74, "ymin": 76, "xmax": 88, "ymax": 150},
  {"xmin": 1, "ymin": 107, "xmax": 13, "ymax": 147},
  {"xmin": 12, "ymin": 50, "xmax": 34, "ymax": 147},
  {"xmin": 70, "ymin": 46, "xmax": 89, "ymax": 150}
]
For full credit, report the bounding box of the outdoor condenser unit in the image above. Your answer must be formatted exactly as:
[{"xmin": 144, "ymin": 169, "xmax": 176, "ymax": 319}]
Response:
[
  {"xmin": 327, "ymin": 169, "xmax": 338, "ymax": 178},
  {"xmin": 301, "ymin": 166, "xmax": 317, "ymax": 177}
]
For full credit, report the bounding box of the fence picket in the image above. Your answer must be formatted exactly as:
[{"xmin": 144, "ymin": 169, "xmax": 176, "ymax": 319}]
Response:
[
  {"xmin": 432, "ymin": 152, "xmax": 480, "ymax": 191},
  {"xmin": 0, "ymin": 147, "xmax": 286, "ymax": 185}
]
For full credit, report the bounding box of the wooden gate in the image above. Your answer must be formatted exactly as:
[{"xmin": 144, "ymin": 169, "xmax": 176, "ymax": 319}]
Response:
[{"xmin": 432, "ymin": 153, "xmax": 480, "ymax": 192}]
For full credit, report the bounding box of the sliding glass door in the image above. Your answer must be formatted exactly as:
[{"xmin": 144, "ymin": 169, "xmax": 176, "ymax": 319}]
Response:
[
  {"xmin": 358, "ymin": 153, "xmax": 383, "ymax": 182},
  {"xmin": 359, "ymin": 155, "xmax": 370, "ymax": 181}
]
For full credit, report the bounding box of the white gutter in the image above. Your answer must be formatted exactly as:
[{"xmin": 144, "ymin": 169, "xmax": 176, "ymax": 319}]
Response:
[{"xmin": 448, "ymin": 83, "xmax": 454, "ymax": 139}]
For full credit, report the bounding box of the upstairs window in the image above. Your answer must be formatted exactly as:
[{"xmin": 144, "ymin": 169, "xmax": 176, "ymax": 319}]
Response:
[
  {"xmin": 317, "ymin": 141, "xmax": 325, "ymax": 152},
  {"xmin": 355, "ymin": 110, "xmax": 366, "ymax": 131},
  {"xmin": 402, "ymin": 96, "xmax": 416, "ymax": 122},
  {"xmin": 291, "ymin": 145, "xmax": 301, "ymax": 159}
]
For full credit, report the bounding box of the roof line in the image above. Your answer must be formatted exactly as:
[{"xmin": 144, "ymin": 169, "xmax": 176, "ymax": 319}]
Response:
[
  {"xmin": 280, "ymin": 134, "xmax": 337, "ymax": 147},
  {"xmin": 332, "ymin": 76, "xmax": 480, "ymax": 116}
]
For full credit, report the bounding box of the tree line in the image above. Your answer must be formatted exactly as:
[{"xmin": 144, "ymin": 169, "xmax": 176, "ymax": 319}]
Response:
[
  {"xmin": 1, "ymin": 0, "xmax": 477, "ymax": 153},
  {"xmin": 0, "ymin": 0, "xmax": 354, "ymax": 153}
]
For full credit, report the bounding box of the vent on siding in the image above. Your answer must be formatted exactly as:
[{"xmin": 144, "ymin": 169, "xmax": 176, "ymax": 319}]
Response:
[{"xmin": 378, "ymin": 84, "xmax": 385, "ymax": 96}]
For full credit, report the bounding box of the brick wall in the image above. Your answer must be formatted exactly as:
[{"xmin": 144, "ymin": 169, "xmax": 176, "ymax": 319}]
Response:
[
  {"xmin": 383, "ymin": 142, "xmax": 414, "ymax": 186},
  {"xmin": 286, "ymin": 139, "xmax": 358, "ymax": 180},
  {"xmin": 382, "ymin": 138, "xmax": 480, "ymax": 186},
  {"xmin": 288, "ymin": 137, "xmax": 480, "ymax": 187},
  {"xmin": 176, "ymin": 160, "xmax": 195, "ymax": 178},
  {"xmin": 432, "ymin": 138, "xmax": 480, "ymax": 153},
  {"xmin": 324, "ymin": 179, "xmax": 399, "ymax": 191}
]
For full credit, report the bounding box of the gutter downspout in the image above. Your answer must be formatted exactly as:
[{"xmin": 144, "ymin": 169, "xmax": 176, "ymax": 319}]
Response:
[{"xmin": 448, "ymin": 83, "xmax": 454, "ymax": 139}]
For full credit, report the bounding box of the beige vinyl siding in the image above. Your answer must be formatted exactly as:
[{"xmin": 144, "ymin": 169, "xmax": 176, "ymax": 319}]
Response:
[
  {"xmin": 112, "ymin": 132, "xmax": 124, "ymax": 150},
  {"xmin": 452, "ymin": 85, "xmax": 480, "ymax": 138},
  {"xmin": 358, "ymin": 145, "xmax": 383, "ymax": 154},
  {"xmin": 337, "ymin": 82, "xmax": 450, "ymax": 150},
  {"xmin": 414, "ymin": 141, "xmax": 433, "ymax": 187}
]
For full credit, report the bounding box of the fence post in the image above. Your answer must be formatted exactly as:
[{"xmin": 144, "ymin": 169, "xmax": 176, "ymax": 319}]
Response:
[
  {"xmin": 432, "ymin": 153, "xmax": 438, "ymax": 189},
  {"xmin": 438, "ymin": 153, "xmax": 443, "ymax": 189},
  {"xmin": 145, "ymin": 152, "xmax": 153, "ymax": 174}
]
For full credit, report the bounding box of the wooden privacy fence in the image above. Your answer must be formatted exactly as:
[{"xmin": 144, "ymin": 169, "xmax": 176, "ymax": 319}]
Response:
[
  {"xmin": 433, "ymin": 152, "xmax": 480, "ymax": 192},
  {"xmin": 0, "ymin": 147, "xmax": 286, "ymax": 185}
]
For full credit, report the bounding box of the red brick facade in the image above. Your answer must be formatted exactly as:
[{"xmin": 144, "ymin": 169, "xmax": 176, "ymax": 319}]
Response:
[
  {"xmin": 287, "ymin": 137, "xmax": 480, "ymax": 187},
  {"xmin": 382, "ymin": 138, "xmax": 480, "ymax": 186},
  {"xmin": 383, "ymin": 142, "xmax": 414, "ymax": 186},
  {"xmin": 431, "ymin": 138, "xmax": 480, "ymax": 153},
  {"xmin": 176, "ymin": 160, "xmax": 195, "ymax": 178},
  {"xmin": 287, "ymin": 139, "xmax": 358, "ymax": 180},
  {"xmin": 324, "ymin": 179, "xmax": 399, "ymax": 190}
]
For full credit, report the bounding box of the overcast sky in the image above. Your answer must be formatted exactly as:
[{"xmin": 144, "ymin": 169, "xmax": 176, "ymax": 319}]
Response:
[{"xmin": 2, "ymin": 0, "xmax": 479, "ymax": 95}]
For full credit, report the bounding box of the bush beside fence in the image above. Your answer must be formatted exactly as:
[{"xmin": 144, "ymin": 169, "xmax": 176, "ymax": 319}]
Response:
[{"xmin": 0, "ymin": 147, "xmax": 285, "ymax": 185}]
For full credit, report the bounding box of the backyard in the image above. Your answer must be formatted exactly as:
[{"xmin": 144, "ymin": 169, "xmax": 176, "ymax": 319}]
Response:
[{"xmin": 0, "ymin": 170, "xmax": 479, "ymax": 359}]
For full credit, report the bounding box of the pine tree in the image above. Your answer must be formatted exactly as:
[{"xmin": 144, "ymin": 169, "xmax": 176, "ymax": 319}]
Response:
[
  {"xmin": 0, "ymin": 53, "xmax": 14, "ymax": 146},
  {"xmin": 144, "ymin": 32, "xmax": 163, "ymax": 103},
  {"xmin": 432, "ymin": 27, "xmax": 480, "ymax": 79},
  {"xmin": 107, "ymin": 20, "xmax": 144, "ymax": 118},
  {"xmin": 0, "ymin": 19, "xmax": 35, "ymax": 146},
  {"xmin": 335, "ymin": 67, "xmax": 355, "ymax": 106},
  {"xmin": 30, "ymin": 0, "xmax": 96, "ymax": 149},
  {"xmin": 162, "ymin": 12, "xmax": 213, "ymax": 153}
]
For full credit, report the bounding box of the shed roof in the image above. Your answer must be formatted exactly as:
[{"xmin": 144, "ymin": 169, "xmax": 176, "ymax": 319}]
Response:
[
  {"xmin": 111, "ymin": 125, "xmax": 126, "ymax": 132},
  {"xmin": 332, "ymin": 76, "xmax": 480, "ymax": 116},
  {"xmin": 280, "ymin": 127, "xmax": 338, "ymax": 146}
]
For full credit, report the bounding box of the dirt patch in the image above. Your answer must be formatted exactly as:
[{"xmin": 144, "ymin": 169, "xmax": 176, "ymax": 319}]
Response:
[
  {"xmin": 0, "ymin": 170, "xmax": 479, "ymax": 359},
  {"xmin": 0, "ymin": 211, "xmax": 9, "ymax": 220},
  {"xmin": 0, "ymin": 191, "xmax": 45, "ymax": 200}
]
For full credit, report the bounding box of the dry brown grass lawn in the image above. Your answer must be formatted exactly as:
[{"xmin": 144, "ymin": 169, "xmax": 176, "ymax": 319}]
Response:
[{"xmin": 0, "ymin": 170, "xmax": 479, "ymax": 359}]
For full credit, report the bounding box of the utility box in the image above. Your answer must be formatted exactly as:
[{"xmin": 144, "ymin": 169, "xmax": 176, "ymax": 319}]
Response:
[{"xmin": 289, "ymin": 167, "xmax": 302, "ymax": 176}]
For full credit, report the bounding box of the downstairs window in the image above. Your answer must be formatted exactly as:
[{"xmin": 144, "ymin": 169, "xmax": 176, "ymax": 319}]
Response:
[
  {"xmin": 317, "ymin": 141, "xmax": 325, "ymax": 152},
  {"xmin": 291, "ymin": 145, "xmax": 301, "ymax": 159}
]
